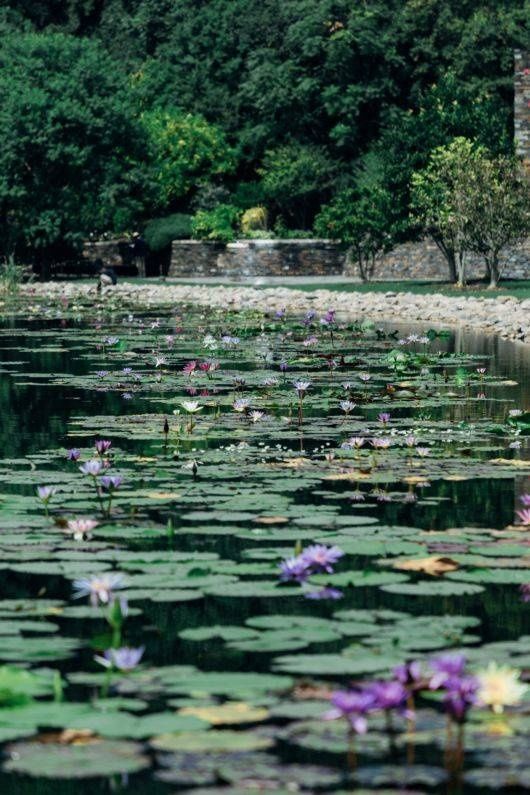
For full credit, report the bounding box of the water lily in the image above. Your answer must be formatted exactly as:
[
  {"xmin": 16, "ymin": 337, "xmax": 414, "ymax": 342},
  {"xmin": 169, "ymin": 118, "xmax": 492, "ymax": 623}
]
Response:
[
  {"xmin": 279, "ymin": 556, "xmax": 310, "ymax": 583},
  {"xmin": 340, "ymin": 400, "xmax": 356, "ymax": 414},
  {"xmin": 301, "ymin": 544, "xmax": 344, "ymax": 573},
  {"xmin": 72, "ymin": 573, "xmax": 126, "ymax": 607},
  {"xmin": 95, "ymin": 440, "xmax": 112, "ymax": 455},
  {"xmin": 249, "ymin": 410, "xmax": 265, "ymax": 423},
  {"xmin": 515, "ymin": 508, "xmax": 530, "ymax": 525},
  {"xmin": 233, "ymin": 398, "xmax": 250, "ymax": 413},
  {"xmin": 519, "ymin": 583, "xmax": 530, "ymax": 602},
  {"xmin": 79, "ymin": 459, "xmax": 103, "ymax": 476},
  {"xmin": 520, "ymin": 493, "xmax": 530, "ymax": 507},
  {"xmin": 95, "ymin": 646, "xmax": 144, "ymax": 672},
  {"xmin": 183, "ymin": 360, "xmax": 197, "ymax": 376},
  {"xmin": 429, "ymin": 653, "xmax": 467, "ymax": 690},
  {"xmin": 378, "ymin": 412, "xmax": 391, "ymax": 424},
  {"xmin": 371, "ymin": 437, "xmax": 391, "ymax": 450},
  {"xmin": 476, "ymin": 662, "xmax": 527, "ymax": 713},
  {"xmin": 100, "ymin": 475, "xmax": 123, "ymax": 491},
  {"xmin": 304, "ymin": 586, "xmax": 343, "ymax": 600},
  {"xmin": 181, "ymin": 401, "xmax": 202, "ymax": 413},
  {"xmin": 37, "ymin": 485, "xmax": 56, "ymax": 502},
  {"xmin": 66, "ymin": 448, "xmax": 81, "ymax": 461},
  {"xmin": 66, "ymin": 518, "xmax": 98, "ymax": 541},
  {"xmin": 293, "ymin": 380, "xmax": 311, "ymax": 397},
  {"xmin": 324, "ymin": 689, "xmax": 374, "ymax": 734}
]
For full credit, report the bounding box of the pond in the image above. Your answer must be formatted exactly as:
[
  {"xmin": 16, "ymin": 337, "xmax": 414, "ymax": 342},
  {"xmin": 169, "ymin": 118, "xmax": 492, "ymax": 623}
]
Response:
[{"xmin": 0, "ymin": 301, "xmax": 529, "ymax": 794}]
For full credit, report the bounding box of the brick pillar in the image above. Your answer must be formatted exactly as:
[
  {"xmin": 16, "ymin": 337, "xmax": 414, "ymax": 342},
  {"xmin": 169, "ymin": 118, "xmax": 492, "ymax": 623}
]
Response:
[{"xmin": 514, "ymin": 50, "xmax": 530, "ymax": 179}]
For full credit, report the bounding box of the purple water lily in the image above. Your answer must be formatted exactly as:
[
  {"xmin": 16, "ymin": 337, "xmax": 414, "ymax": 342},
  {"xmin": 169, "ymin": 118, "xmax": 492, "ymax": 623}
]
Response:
[
  {"xmin": 393, "ymin": 660, "xmax": 423, "ymax": 689},
  {"xmin": 429, "ymin": 653, "xmax": 467, "ymax": 690},
  {"xmin": 37, "ymin": 486, "xmax": 57, "ymax": 502},
  {"xmin": 66, "ymin": 448, "xmax": 81, "ymax": 461},
  {"xmin": 442, "ymin": 675, "xmax": 479, "ymax": 723},
  {"xmin": 95, "ymin": 439, "xmax": 112, "ymax": 455},
  {"xmin": 304, "ymin": 586, "xmax": 343, "ymax": 600},
  {"xmin": 279, "ymin": 556, "xmax": 310, "ymax": 583},
  {"xmin": 301, "ymin": 544, "xmax": 344, "ymax": 574},
  {"xmin": 100, "ymin": 475, "xmax": 123, "ymax": 491},
  {"xmin": 519, "ymin": 583, "xmax": 530, "ymax": 602},
  {"xmin": 72, "ymin": 573, "xmax": 126, "ymax": 607},
  {"xmin": 80, "ymin": 459, "xmax": 103, "ymax": 476},
  {"xmin": 95, "ymin": 646, "xmax": 144, "ymax": 672},
  {"xmin": 324, "ymin": 689, "xmax": 375, "ymax": 734},
  {"xmin": 366, "ymin": 680, "xmax": 411, "ymax": 716}
]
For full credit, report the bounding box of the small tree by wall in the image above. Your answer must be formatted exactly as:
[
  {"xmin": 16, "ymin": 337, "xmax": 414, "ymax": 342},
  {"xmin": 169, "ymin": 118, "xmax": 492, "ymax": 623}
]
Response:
[
  {"xmin": 465, "ymin": 157, "xmax": 530, "ymax": 287},
  {"xmin": 314, "ymin": 186, "xmax": 398, "ymax": 281},
  {"xmin": 410, "ymin": 138, "xmax": 484, "ymax": 286},
  {"xmin": 411, "ymin": 138, "xmax": 530, "ymax": 287}
]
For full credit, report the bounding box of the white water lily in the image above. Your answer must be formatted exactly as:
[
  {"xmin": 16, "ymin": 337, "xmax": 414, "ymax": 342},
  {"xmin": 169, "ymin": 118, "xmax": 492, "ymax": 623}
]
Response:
[
  {"xmin": 477, "ymin": 662, "xmax": 528, "ymax": 714},
  {"xmin": 181, "ymin": 401, "xmax": 203, "ymax": 413}
]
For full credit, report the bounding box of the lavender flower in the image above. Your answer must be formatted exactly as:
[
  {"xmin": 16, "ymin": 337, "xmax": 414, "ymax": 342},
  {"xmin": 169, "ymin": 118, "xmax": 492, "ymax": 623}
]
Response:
[
  {"xmin": 279, "ymin": 556, "xmax": 310, "ymax": 583},
  {"xmin": 320, "ymin": 309, "xmax": 336, "ymax": 325},
  {"xmin": 304, "ymin": 586, "xmax": 343, "ymax": 600},
  {"xmin": 233, "ymin": 398, "xmax": 251, "ymax": 413},
  {"xmin": 301, "ymin": 544, "xmax": 344, "ymax": 574},
  {"xmin": 366, "ymin": 680, "xmax": 410, "ymax": 714},
  {"xmin": 95, "ymin": 440, "xmax": 112, "ymax": 455},
  {"xmin": 443, "ymin": 675, "xmax": 479, "ymax": 723},
  {"xmin": 100, "ymin": 475, "xmax": 123, "ymax": 491},
  {"xmin": 429, "ymin": 653, "xmax": 467, "ymax": 690},
  {"xmin": 293, "ymin": 380, "xmax": 311, "ymax": 397},
  {"xmin": 519, "ymin": 583, "xmax": 530, "ymax": 602},
  {"xmin": 378, "ymin": 412, "xmax": 391, "ymax": 424},
  {"xmin": 66, "ymin": 448, "xmax": 81, "ymax": 461},
  {"xmin": 393, "ymin": 660, "xmax": 423, "ymax": 689},
  {"xmin": 520, "ymin": 493, "xmax": 530, "ymax": 507},
  {"xmin": 80, "ymin": 459, "xmax": 103, "ymax": 476},
  {"xmin": 371, "ymin": 437, "xmax": 391, "ymax": 450},
  {"xmin": 324, "ymin": 689, "xmax": 375, "ymax": 734},
  {"xmin": 72, "ymin": 573, "xmax": 126, "ymax": 606},
  {"xmin": 95, "ymin": 646, "xmax": 144, "ymax": 672},
  {"xmin": 37, "ymin": 486, "xmax": 57, "ymax": 502},
  {"xmin": 516, "ymin": 508, "xmax": 530, "ymax": 526}
]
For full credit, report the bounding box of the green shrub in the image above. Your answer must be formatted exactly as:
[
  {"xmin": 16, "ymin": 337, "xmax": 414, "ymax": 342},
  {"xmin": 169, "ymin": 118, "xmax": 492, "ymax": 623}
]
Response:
[
  {"xmin": 143, "ymin": 214, "xmax": 193, "ymax": 251},
  {"xmin": 241, "ymin": 206, "xmax": 268, "ymax": 233},
  {"xmin": 191, "ymin": 204, "xmax": 242, "ymax": 243}
]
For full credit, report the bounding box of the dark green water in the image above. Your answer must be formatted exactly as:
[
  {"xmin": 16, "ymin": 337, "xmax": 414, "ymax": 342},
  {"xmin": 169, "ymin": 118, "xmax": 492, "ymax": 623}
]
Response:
[{"xmin": 0, "ymin": 313, "xmax": 528, "ymax": 794}]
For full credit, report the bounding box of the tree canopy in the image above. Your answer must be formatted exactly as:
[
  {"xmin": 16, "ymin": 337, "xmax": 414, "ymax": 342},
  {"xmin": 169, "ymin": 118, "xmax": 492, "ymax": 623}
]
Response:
[
  {"xmin": 0, "ymin": 0, "xmax": 528, "ymax": 258},
  {"xmin": 0, "ymin": 32, "xmax": 151, "ymax": 259}
]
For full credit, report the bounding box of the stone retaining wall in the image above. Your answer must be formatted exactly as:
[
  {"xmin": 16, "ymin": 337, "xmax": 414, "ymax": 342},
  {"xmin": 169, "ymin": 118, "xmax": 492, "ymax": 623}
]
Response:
[
  {"xmin": 168, "ymin": 238, "xmax": 530, "ymax": 281},
  {"xmin": 168, "ymin": 239, "xmax": 346, "ymax": 278}
]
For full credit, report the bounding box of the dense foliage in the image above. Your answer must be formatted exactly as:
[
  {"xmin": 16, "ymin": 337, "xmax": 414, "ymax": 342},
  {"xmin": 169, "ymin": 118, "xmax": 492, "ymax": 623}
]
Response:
[
  {"xmin": 0, "ymin": 33, "xmax": 151, "ymax": 261},
  {"xmin": 0, "ymin": 1, "xmax": 528, "ymax": 259}
]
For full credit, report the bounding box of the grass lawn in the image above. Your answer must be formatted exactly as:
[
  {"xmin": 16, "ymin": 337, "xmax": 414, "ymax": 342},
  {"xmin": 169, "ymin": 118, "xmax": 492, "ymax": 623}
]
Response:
[
  {"xmin": 50, "ymin": 276, "xmax": 530, "ymax": 300},
  {"xmin": 290, "ymin": 279, "xmax": 530, "ymax": 299}
]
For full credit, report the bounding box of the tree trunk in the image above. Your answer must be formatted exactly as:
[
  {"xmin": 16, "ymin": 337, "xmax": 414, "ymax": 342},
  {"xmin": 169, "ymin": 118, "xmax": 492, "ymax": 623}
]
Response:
[
  {"xmin": 455, "ymin": 251, "xmax": 466, "ymax": 288},
  {"xmin": 488, "ymin": 255, "xmax": 500, "ymax": 289},
  {"xmin": 432, "ymin": 236, "xmax": 457, "ymax": 283}
]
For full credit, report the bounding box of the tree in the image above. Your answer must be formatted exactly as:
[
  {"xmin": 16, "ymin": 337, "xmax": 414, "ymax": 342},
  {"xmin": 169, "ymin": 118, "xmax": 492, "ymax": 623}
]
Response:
[
  {"xmin": 259, "ymin": 142, "xmax": 336, "ymax": 228},
  {"xmin": 410, "ymin": 138, "xmax": 485, "ymax": 286},
  {"xmin": 142, "ymin": 110, "xmax": 236, "ymax": 210},
  {"xmin": 465, "ymin": 157, "xmax": 530, "ymax": 288},
  {"xmin": 0, "ymin": 33, "xmax": 151, "ymax": 262},
  {"xmin": 314, "ymin": 186, "xmax": 399, "ymax": 281}
]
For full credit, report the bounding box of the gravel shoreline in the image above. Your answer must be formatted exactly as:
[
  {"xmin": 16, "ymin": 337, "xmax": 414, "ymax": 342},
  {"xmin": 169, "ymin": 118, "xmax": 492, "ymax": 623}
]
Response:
[{"xmin": 21, "ymin": 281, "xmax": 530, "ymax": 343}]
